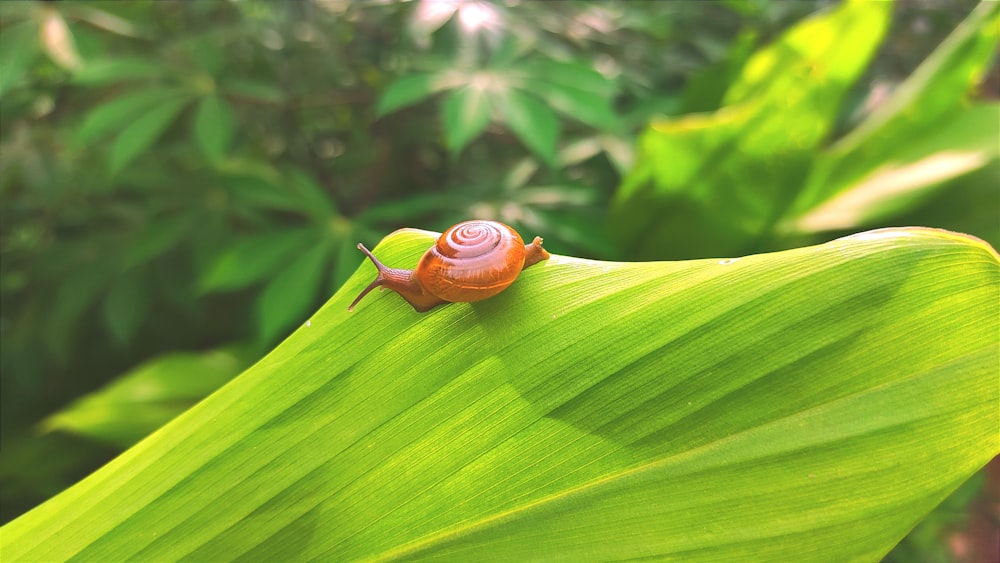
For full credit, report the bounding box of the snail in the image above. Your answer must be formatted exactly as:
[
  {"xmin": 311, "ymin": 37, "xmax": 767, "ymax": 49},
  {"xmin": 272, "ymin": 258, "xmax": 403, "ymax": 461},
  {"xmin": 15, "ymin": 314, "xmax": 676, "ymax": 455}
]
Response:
[{"xmin": 348, "ymin": 220, "xmax": 550, "ymax": 312}]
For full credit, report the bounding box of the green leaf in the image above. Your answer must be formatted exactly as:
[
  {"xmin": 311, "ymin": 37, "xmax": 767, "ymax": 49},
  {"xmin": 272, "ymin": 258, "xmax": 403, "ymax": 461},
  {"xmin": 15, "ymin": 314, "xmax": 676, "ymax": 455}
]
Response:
[
  {"xmin": 3, "ymin": 227, "xmax": 997, "ymax": 562},
  {"xmin": 442, "ymin": 85, "xmax": 492, "ymax": 154},
  {"xmin": 75, "ymin": 88, "xmax": 189, "ymax": 144},
  {"xmin": 109, "ymin": 96, "xmax": 192, "ymax": 174},
  {"xmin": 611, "ymin": 0, "xmax": 893, "ymax": 259},
  {"xmin": 0, "ymin": 20, "xmax": 40, "ymax": 96},
  {"xmin": 71, "ymin": 57, "xmax": 164, "ymax": 85},
  {"xmin": 494, "ymin": 89, "xmax": 560, "ymax": 164},
  {"xmin": 789, "ymin": 1, "xmax": 1000, "ymax": 222},
  {"xmin": 102, "ymin": 270, "xmax": 147, "ymax": 346},
  {"xmin": 220, "ymin": 173, "xmax": 316, "ymax": 214},
  {"xmin": 524, "ymin": 81, "xmax": 619, "ymax": 131},
  {"xmin": 193, "ymin": 93, "xmax": 236, "ymax": 164},
  {"xmin": 517, "ymin": 60, "xmax": 619, "ymax": 131},
  {"xmin": 376, "ymin": 73, "xmax": 457, "ymax": 117},
  {"xmin": 44, "ymin": 259, "xmax": 115, "ymax": 362},
  {"xmin": 286, "ymin": 167, "xmax": 336, "ymax": 218},
  {"xmin": 123, "ymin": 212, "xmax": 196, "ymax": 268},
  {"xmin": 199, "ymin": 227, "xmax": 316, "ymax": 293},
  {"xmin": 790, "ymin": 104, "xmax": 1000, "ymax": 233},
  {"xmin": 40, "ymin": 345, "xmax": 258, "ymax": 448},
  {"xmin": 520, "ymin": 59, "xmax": 617, "ymax": 98},
  {"xmin": 256, "ymin": 241, "xmax": 330, "ymax": 343}
]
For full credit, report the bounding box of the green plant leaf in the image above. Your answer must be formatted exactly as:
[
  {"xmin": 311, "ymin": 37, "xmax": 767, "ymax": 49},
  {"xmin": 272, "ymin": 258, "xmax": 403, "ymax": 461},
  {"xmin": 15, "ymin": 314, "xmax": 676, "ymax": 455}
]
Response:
[
  {"xmin": 102, "ymin": 270, "xmax": 147, "ymax": 346},
  {"xmin": 219, "ymin": 173, "xmax": 319, "ymax": 215},
  {"xmin": 524, "ymin": 81, "xmax": 619, "ymax": 131},
  {"xmin": 610, "ymin": 0, "xmax": 893, "ymax": 259},
  {"xmin": 123, "ymin": 212, "xmax": 196, "ymax": 268},
  {"xmin": 377, "ymin": 73, "xmax": 456, "ymax": 117},
  {"xmin": 789, "ymin": 0, "xmax": 1000, "ymax": 223},
  {"xmin": 442, "ymin": 85, "xmax": 492, "ymax": 154},
  {"xmin": 286, "ymin": 167, "xmax": 336, "ymax": 218},
  {"xmin": 256, "ymin": 241, "xmax": 330, "ymax": 343},
  {"xmin": 199, "ymin": 227, "xmax": 316, "ymax": 293},
  {"xmin": 0, "ymin": 20, "xmax": 40, "ymax": 96},
  {"xmin": 789, "ymin": 104, "xmax": 1000, "ymax": 233},
  {"xmin": 109, "ymin": 96, "xmax": 192, "ymax": 174},
  {"xmin": 516, "ymin": 60, "xmax": 619, "ymax": 131},
  {"xmin": 74, "ymin": 88, "xmax": 190, "ymax": 144},
  {"xmin": 520, "ymin": 59, "xmax": 617, "ymax": 99},
  {"xmin": 71, "ymin": 57, "xmax": 163, "ymax": 85},
  {"xmin": 193, "ymin": 93, "xmax": 236, "ymax": 164},
  {"xmin": 39, "ymin": 345, "xmax": 259, "ymax": 448},
  {"xmin": 3, "ymin": 227, "xmax": 997, "ymax": 562},
  {"xmin": 495, "ymin": 89, "xmax": 560, "ymax": 164}
]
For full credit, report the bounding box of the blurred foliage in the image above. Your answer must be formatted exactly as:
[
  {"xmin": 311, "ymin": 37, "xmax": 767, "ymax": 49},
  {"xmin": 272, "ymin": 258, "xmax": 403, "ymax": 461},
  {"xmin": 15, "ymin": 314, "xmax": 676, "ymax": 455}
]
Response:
[
  {"xmin": 1, "ymin": 0, "xmax": 996, "ymax": 558},
  {"xmin": 612, "ymin": 0, "xmax": 999, "ymax": 259}
]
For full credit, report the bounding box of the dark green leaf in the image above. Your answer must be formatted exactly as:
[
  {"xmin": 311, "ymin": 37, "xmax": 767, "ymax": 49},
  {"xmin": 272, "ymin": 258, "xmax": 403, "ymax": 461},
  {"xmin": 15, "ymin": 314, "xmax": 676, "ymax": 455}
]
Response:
[
  {"xmin": 286, "ymin": 167, "xmax": 336, "ymax": 217},
  {"xmin": 71, "ymin": 57, "xmax": 164, "ymax": 85},
  {"xmin": 376, "ymin": 73, "xmax": 455, "ymax": 117},
  {"xmin": 40, "ymin": 345, "xmax": 258, "ymax": 447},
  {"xmin": 44, "ymin": 260, "xmax": 114, "ymax": 361},
  {"xmin": 521, "ymin": 59, "xmax": 617, "ymax": 98},
  {"xmin": 193, "ymin": 94, "xmax": 236, "ymax": 163},
  {"xmin": 442, "ymin": 85, "xmax": 492, "ymax": 154},
  {"xmin": 494, "ymin": 89, "xmax": 560, "ymax": 164},
  {"xmin": 525, "ymin": 81, "xmax": 619, "ymax": 131},
  {"xmin": 102, "ymin": 271, "xmax": 147, "ymax": 346},
  {"xmin": 256, "ymin": 241, "xmax": 330, "ymax": 343},
  {"xmin": 110, "ymin": 97, "xmax": 192, "ymax": 174},
  {"xmin": 75, "ymin": 88, "xmax": 188, "ymax": 144},
  {"xmin": 199, "ymin": 227, "xmax": 316, "ymax": 293},
  {"xmin": 0, "ymin": 20, "xmax": 40, "ymax": 96},
  {"xmin": 220, "ymin": 174, "xmax": 315, "ymax": 214},
  {"xmin": 123, "ymin": 213, "xmax": 196, "ymax": 268}
]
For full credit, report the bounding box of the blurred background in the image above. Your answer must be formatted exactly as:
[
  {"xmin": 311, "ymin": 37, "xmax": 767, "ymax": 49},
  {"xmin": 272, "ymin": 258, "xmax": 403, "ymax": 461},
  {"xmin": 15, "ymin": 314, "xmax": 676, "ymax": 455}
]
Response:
[{"xmin": 1, "ymin": 0, "xmax": 997, "ymax": 559}]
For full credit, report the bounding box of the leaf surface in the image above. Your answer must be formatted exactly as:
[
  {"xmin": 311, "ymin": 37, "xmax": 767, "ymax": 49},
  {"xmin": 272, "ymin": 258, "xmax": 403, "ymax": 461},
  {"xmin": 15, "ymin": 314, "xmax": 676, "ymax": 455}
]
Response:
[
  {"xmin": 109, "ymin": 96, "xmax": 192, "ymax": 174},
  {"xmin": 193, "ymin": 93, "xmax": 236, "ymax": 164},
  {"xmin": 442, "ymin": 85, "xmax": 492, "ymax": 154},
  {"xmin": 2, "ymin": 228, "xmax": 997, "ymax": 562}
]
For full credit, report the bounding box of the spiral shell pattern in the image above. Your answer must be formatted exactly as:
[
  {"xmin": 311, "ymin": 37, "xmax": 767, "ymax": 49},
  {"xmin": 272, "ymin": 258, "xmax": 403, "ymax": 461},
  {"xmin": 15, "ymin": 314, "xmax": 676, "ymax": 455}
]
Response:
[{"xmin": 417, "ymin": 220, "xmax": 527, "ymax": 302}]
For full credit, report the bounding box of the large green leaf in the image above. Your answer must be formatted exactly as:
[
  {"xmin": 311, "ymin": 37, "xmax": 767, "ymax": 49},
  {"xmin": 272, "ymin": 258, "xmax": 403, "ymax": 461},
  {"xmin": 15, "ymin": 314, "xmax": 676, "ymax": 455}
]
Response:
[
  {"xmin": 611, "ymin": 0, "xmax": 891, "ymax": 259},
  {"xmin": 787, "ymin": 0, "xmax": 1000, "ymax": 230},
  {"xmin": 2, "ymin": 227, "xmax": 997, "ymax": 562}
]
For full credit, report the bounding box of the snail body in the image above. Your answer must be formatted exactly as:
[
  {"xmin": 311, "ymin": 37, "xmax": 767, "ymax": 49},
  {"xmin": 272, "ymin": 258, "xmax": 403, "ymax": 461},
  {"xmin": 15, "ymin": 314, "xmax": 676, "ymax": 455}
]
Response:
[{"xmin": 349, "ymin": 220, "xmax": 550, "ymax": 312}]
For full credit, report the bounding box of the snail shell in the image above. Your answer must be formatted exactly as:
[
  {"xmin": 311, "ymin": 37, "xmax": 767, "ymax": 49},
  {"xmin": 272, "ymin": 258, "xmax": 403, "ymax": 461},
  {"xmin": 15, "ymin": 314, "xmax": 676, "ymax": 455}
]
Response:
[
  {"xmin": 416, "ymin": 221, "xmax": 529, "ymax": 303},
  {"xmin": 349, "ymin": 220, "xmax": 550, "ymax": 312}
]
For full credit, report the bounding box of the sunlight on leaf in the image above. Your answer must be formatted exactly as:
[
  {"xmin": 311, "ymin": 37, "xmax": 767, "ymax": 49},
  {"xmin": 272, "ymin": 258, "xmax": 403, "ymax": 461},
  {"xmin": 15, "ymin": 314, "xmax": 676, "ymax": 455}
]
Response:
[
  {"xmin": 795, "ymin": 151, "xmax": 991, "ymax": 232},
  {"xmin": 442, "ymin": 83, "xmax": 492, "ymax": 154},
  {"xmin": 39, "ymin": 8, "xmax": 82, "ymax": 71}
]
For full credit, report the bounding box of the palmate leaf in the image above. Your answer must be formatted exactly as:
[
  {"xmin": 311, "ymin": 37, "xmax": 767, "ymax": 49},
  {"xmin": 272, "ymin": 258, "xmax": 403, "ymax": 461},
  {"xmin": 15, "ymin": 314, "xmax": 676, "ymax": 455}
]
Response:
[{"xmin": 2, "ymin": 227, "xmax": 997, "ymax": 562}]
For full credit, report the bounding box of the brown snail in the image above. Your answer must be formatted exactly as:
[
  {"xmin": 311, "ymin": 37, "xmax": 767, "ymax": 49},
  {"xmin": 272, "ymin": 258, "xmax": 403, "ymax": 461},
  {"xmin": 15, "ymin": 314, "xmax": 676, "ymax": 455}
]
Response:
[{"xmin": 348, "ymin": 220, "xmax": 550, "ymax": 312}]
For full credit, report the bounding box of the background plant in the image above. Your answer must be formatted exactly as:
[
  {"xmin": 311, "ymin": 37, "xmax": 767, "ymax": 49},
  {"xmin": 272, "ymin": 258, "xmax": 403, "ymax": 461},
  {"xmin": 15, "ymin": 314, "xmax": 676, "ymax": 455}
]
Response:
[{"xmin": 1, "ymin": 0, "xmax": 996, "ymax": 559}]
